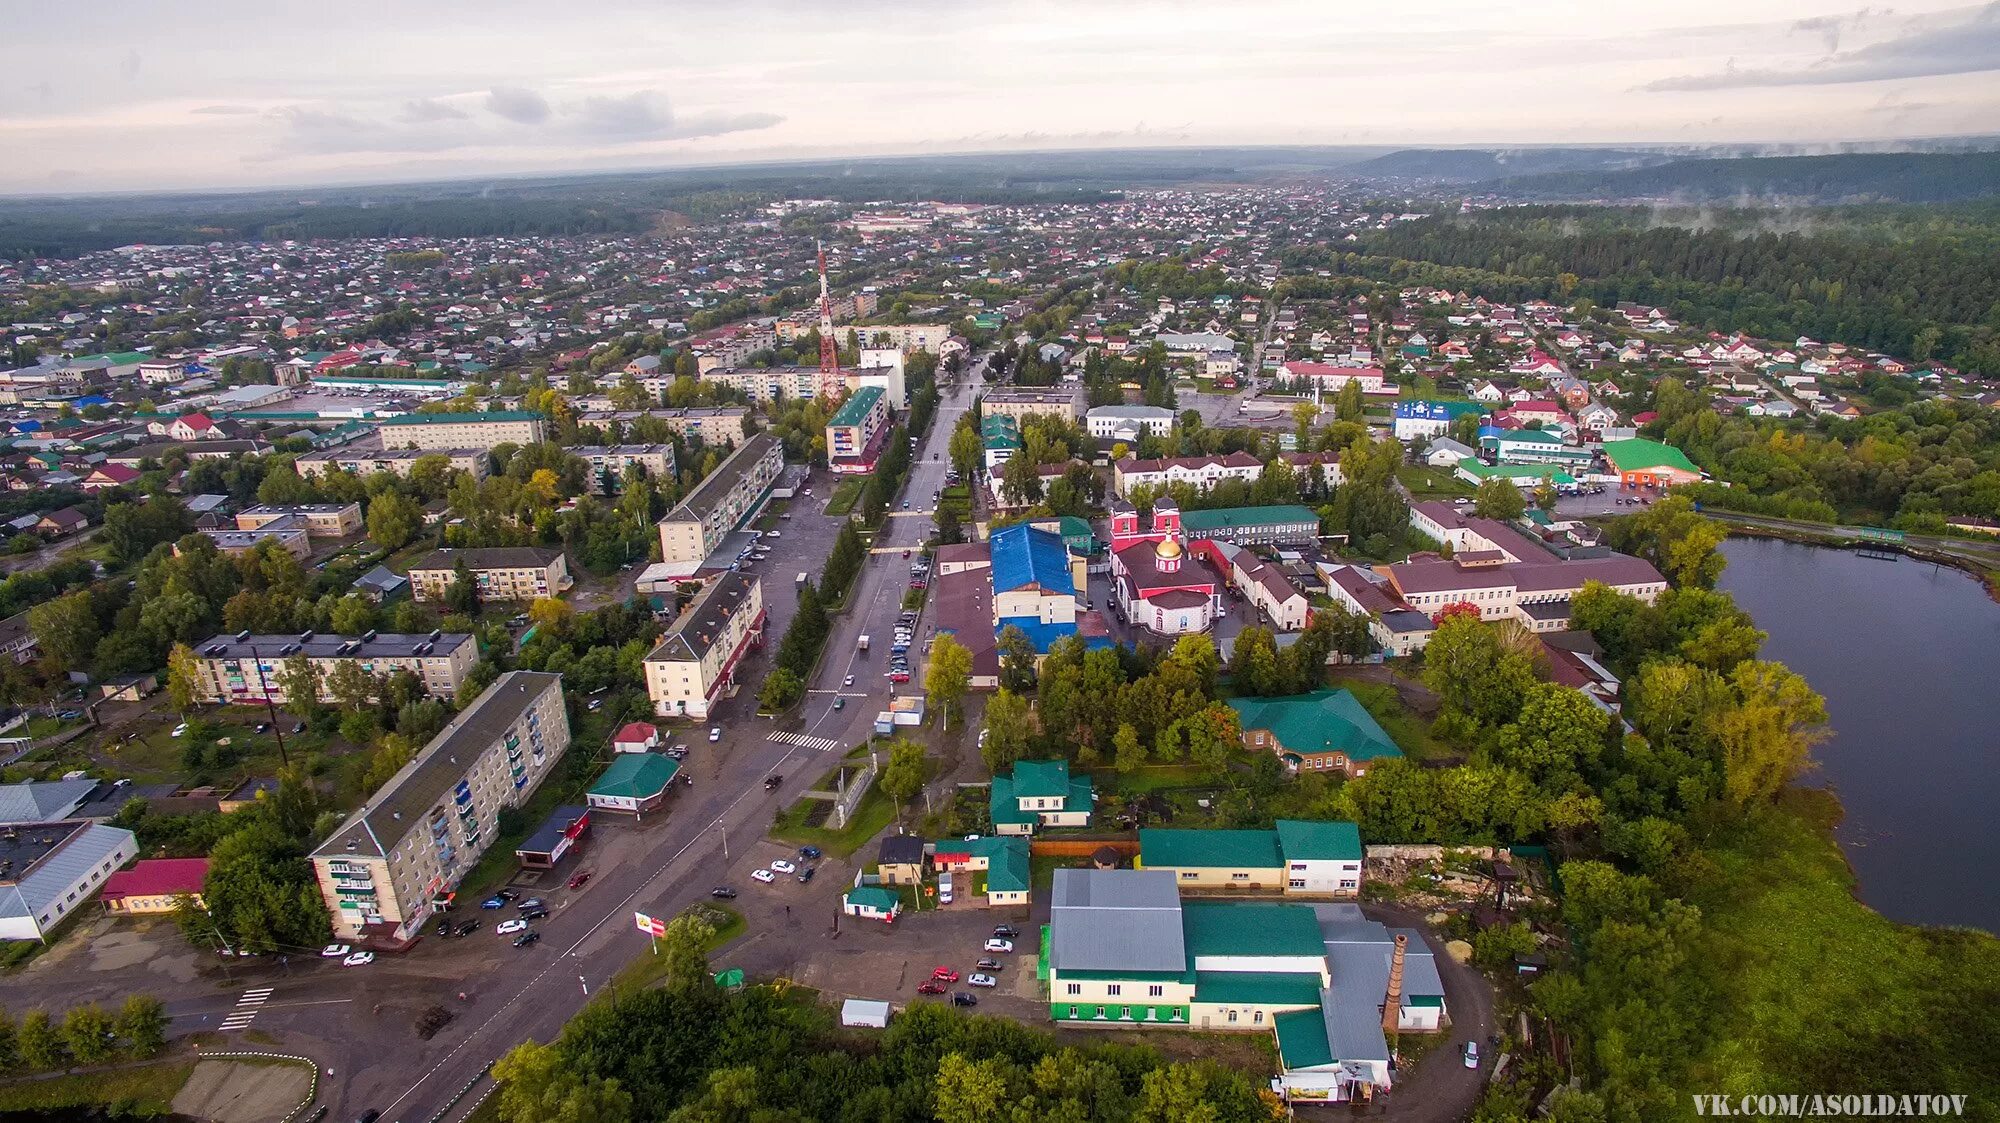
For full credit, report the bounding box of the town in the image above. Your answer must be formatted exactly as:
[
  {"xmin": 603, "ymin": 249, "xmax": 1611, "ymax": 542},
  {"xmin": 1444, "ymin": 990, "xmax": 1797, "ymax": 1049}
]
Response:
[{"xmin": 0, "ymin": 128, "xmax": 1997, "ymax": 1123}]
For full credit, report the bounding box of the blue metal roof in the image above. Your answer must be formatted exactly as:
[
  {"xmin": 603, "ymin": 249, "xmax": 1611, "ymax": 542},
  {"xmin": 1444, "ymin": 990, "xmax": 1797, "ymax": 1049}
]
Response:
[{"xmin": 989, "ymin": 524, "xmax": 1074, "ymax": 597}]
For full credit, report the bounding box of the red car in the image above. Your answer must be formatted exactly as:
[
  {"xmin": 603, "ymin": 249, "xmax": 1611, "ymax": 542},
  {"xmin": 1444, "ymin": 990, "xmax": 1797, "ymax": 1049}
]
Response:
[
  {"xmin": 930, "ymin": 967, "xmax": 960, "ymax": 983},
  {"xmin": 917, "ymin": 981, "xmax": 947, "ymax": 995},
  {"xmin": 567, "ymin": 870, "xmax": 592, "ymax": 890}
]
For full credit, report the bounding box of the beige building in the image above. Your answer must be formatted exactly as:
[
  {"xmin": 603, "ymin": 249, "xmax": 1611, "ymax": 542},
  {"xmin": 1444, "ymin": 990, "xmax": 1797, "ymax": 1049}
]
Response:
[
  {"xmin": 699, "ymin": 366, "xmax": 821, "ymax": 404},
  {"xmin": 295, "ymin": 446, "xmax": 491, "ymax": 484},
  {"xmin": 576, "ymin": 408, "xmax": 751, "ymax": 445},
  {"xmin": 656, "ymin": 432, "xmax": 784, "ymax": 566},
  {"xmin": 982, "ymin": 388, "xmax": 1082, "ymax": 424},
  {"xmin": 375, "ymin": 411, "xmax": 546, "ymax": 450},
  {"xmin": 572, "ymin": 445, "xmax": 677, "ymax": 493},
  {"xmin": 187, "ymin": 631, "xmax": 477, "ymax": 705},
  {"xmin": 236, "ymin": 503, "xmax": 362, "ymax": 538},
  {"xmin": 406, "ymin": 547, "xmax": 572, "ymax": 604},
  {"xmin": 642, "ymin": 573, "xmax": 766, "ymax": 720},
  {"xmin": 197, "ymin": 525, "xmax": 311, "ymax": 560},
  {"xmin": 311, "ymin": 671, "xmax": 571, "ymax": 942}
]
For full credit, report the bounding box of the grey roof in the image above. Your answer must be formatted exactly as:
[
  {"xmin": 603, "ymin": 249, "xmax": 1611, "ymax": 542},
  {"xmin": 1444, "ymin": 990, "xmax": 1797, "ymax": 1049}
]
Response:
[
  {"xmin": 644, "ymin": 572, "xmax": 758, "ymax": 664},
  {"xmin": 879, "ymin": 835, "xmax": 925, "ymax": 866},
  {"xmin": 0, "ymin": 822, "xmax": 134, "ymax": 924},
  {"xmin": 354, "ymin": 566, "xmax": 408, "ymax": 593},
  {"xmin": 1316, "ymin": 985, "xmax": 1391, "ymax": 1064},
  {"xmin": 315, "ymin": 671, "xmax": 564, "ymax": 860},
  {"xmin": 0, "ymin": 780, "xmax": 99, "ymax": 826},
  {"xmin": 407, "ymin": 546, "xmax": 563, "ymax": 573},
  {"xmin": 1315, "ymin": 903, "xmax": 1446, "ymax": 1002},
  {"xmin": 192, "ymin": 631, "xmax": 471, "ymax": 662},
  {"xmin": 666, "ymin": 431, "xmax": 779, "ymax": 523},
  {"xmin": 1048, "ymin": 868, "xmax": 1186, "ymax": 974}
]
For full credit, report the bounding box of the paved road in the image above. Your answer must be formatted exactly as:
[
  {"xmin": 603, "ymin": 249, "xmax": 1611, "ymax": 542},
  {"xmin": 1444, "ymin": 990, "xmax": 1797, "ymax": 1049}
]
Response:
[{"xmin": 1364, "ymin": 903, "xmax": 1495, "ymax": 1123}]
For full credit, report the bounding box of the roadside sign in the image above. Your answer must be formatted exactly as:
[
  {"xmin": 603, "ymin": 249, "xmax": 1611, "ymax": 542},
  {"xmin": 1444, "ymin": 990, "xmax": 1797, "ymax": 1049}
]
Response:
[{"xmin": 634, "ymin": 911, "xmax": 666, "ymax": 937}]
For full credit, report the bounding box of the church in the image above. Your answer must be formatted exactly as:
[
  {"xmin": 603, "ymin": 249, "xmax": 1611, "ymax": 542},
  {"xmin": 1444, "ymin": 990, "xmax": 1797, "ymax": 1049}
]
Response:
[{"xmin": 1108, "ymin": 498, "xmax": 1223, "ymax": 636}]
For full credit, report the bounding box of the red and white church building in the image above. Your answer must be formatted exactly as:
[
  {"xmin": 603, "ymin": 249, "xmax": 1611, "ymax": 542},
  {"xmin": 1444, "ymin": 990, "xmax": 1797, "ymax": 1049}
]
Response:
[{"xmin": 1108, "ymin": 498, "xmax": 1223, "ymax": 636}]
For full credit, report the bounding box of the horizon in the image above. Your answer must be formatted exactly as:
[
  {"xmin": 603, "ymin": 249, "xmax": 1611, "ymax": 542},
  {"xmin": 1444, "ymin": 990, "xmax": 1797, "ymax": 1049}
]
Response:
[{"xmin": 5, "ymin": 0, "xmax": 1999, "ymax": 194}]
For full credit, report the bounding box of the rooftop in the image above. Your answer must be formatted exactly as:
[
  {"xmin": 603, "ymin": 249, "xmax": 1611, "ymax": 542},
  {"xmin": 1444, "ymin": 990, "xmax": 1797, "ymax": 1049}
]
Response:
[
  {"xmin": 378, "ymin": 410, "xmax": 542, "ymax": 426},
  {"xmin": 407, "ymin": 547, "xmax": 563, "ymax": 573},
  {"xmin": 646, "ymin": 572, "xmax": 760, "ymax": 664},
  {"xmin": 1182, "ymin": 901, "xmax": 1328, "ymax": 959},
  {"xmin": 1140, "ymin": 828, "xmax": 1283, "ymax": 870},
  {"xmin": 589, "ymin": 753, "xmax": 680, "ymax": 799},
  {"xmin": 1229, "ymin": 690, "xmax": 1402, "ymax": 762},
  {"xmin": 828, "ymin": 385, "xmax": 886, "ymax": 429},
  {"xmin": 990, "ymin": 524, "xmax": 1075, "ymax": 597},
  {"xmin": 1048, "ymin": 868, "xmax": 1186, "ymax": 975},
  {"xmin": 1179, "ymin": 505, "xmax": 1322, "ymax": 533},
  {"xmin": 665, "ymin": 432, "xmax": 780, "ymax": 523},
  {"xmin": 191, "ymin": 630, "xmax": 473, "ymax": 663}
]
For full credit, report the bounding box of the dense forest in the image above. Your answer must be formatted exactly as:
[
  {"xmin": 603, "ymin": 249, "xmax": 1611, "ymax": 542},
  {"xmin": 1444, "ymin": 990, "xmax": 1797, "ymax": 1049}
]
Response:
[
  {"xmin": 1487, "ymin": 151, "xmax": 2000, "ymax": 204},
  {"xmin": 1344, "ymin": 204, "xmax": 2000, "ymax": 373},
  {"xmin": 1344, "ymin": 147, "xmax": 1678, "ymax": 182}
]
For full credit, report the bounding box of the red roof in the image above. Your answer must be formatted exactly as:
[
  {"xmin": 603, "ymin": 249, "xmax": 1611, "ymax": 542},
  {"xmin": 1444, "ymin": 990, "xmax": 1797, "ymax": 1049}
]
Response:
[
  {"xmin": 177, "ymin": 412, "xmax": 215, "ymax": 430},
  {"xmin": 612, "ymin": 722, "xmax": 658, "ymax": 746},
  {"xmin": 100, "ymin": 858, "xmax": 208, "ymax": 902}
]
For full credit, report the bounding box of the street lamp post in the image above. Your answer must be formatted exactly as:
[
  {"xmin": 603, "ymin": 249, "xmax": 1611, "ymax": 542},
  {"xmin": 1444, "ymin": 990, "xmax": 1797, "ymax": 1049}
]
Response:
[{"xmin": 246, "ymin": 644, "xmax": 290, "ymax": 767}]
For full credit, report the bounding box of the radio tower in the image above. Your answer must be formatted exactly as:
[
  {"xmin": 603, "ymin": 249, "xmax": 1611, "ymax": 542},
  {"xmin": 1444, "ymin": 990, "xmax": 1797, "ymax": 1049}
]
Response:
[{"xmin": 815, "ymin": 239, "xmax": 844, "ymax": 402}]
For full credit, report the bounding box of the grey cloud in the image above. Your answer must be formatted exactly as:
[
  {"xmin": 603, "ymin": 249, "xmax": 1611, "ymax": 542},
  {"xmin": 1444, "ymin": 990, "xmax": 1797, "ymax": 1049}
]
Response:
[
  {"xmin": 485, "ymin": 85, "xmax": 551, "ymax": 124},
  {"xmin": 571, "ymin": 90, "xmax": 782, "ymax": 140},
  {"xmin": 119, "ymin": 49, "xmax": 142, "ymax": 80},
  {"xmin": 399, "ymin": 98, "xmax": 468, "ymax": 123},
  {"xmin": 192, "ymin": 104, "xmax": 259, "ymax": 115},
  {"xmin": 1648, "ymin": 3, "xmax": 2000, "ymax": 90}
]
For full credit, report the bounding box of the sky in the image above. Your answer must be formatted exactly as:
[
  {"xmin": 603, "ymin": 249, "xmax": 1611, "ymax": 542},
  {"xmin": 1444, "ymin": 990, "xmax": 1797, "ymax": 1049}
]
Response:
[{"xmin": 3, "ymin": 0, "xmax": 1998, "ymax": 194}]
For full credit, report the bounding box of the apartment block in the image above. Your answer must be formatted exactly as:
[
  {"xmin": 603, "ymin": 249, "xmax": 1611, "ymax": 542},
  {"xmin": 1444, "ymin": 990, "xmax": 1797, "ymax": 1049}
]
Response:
[
  {"xmin": 572, "ymin": 445, "xmax": 677, "ymax": 492},
  {"xmin": 312, "ymin": 672, "xmax": 570, "ymax": 942},
  {"xmin": 982, "ymin": 388, "xmax": 1081, "ymax": 424},
  {"xmin": 576, "ymin": 408, "xmax": 752, "ymax": 445},
  {"xmin": 376, "ymin": 410, "xmax": 546, "ymax": 450},
  {"xmin": 656, "ymin": 432, "xmax": 784, "ymax": 566},
  {"xmin": 643, "ymin": 573, "xmax": 765, "ymax": 720},
  {"xmin": 825, "ymin": 385, "xmax": 889, "ymax": 475},
  {"xmin": 187, "ymin": 630, "xmax": 477, "ymax": 705},
  {"xmin": 406, "ymin": 547, "xmax": 573, "ymax": 603},
  {"xmin": 295, "ymin": 446, "xmax": 491, "ymax": 484},
  {"xmin": 236, "ymin": 503, "xmax": 362, "ymax": 538}
]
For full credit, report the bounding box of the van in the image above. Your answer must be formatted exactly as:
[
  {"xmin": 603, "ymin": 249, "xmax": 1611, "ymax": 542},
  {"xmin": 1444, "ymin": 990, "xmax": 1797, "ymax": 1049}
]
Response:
[{"xmin": 938, "ymin": 871, "xmax": 954, "ymax": 906}]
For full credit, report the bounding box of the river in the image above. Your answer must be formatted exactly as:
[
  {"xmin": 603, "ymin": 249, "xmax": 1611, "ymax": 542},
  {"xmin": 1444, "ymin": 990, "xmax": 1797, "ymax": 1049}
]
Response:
[{"xmin": 1717, "ymin": 536, "xmax": 2000, "ymax": 932}]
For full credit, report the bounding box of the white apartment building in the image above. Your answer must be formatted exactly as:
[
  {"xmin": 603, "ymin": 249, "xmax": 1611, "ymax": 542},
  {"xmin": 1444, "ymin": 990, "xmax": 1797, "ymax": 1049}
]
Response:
[
  {"xmin": 642, "ymin": 573, "xmax": 766, "ymax": 720},
  {"xmin": 656, "ymin": 432, "xmax": 784, "ymax": 566},
  {"xmin": 187, "ymin": 631, "xmax": 477, "ymax": 705}
]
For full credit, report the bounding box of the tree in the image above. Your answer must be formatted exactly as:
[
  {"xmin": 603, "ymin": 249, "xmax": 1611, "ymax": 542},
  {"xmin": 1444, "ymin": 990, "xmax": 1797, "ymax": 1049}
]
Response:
[
  {"xmin": 1113, "ymin": 722, "xmax": 1146, "ymax": 773},
  {"xmin": 325, "ymin": 659, "xmax": 376, "ymax": 714},
  {"xmin": 996, "ymin": 625, "xmax": 1037, "ymax": 693},
  {"xmin": 493, "ymin": 1040, "xmax": 634, "ymax": 1123},
  {"xmin": 117, "ymin": 995, "xmax": 167, "ymax": 1060},
  {"xmin": 329, "ymin": 595, "xmax": 378, "ymax": 636},
  {"xmin": 28, "ymin": 590, "xmax": 98, "ymax": 676},
  {"xmin": 60, "ymin": 1004, "xmax": 117, "ymax": 1065},
  {"xmin": 1472, "ymin": 477, "xmax": 1527, "ymax": 521},
  {"xmin": 1227, "ymin": 626, "xmax": 1280, "ymax": 696},
  {"xmin": 1606, "ymin": 495, "xmax": 1727, "ymax": 588},
  {"xmin": 1496, "ymin": 683, "xmax": 1610, "ymax": 786},
  {"xmin": 657, "ymin": 911, "xmax": 716, "ymax": 996},
  {"xmin": 935, "ymin": 1053, "xmax": 1013, "ymax": 1123},
  {"xmin": 1182, "ymin": 703, "xmax": 1243, "ymax": 778},
  {"xmin": 1421, "ymin": 614, "xmax": 1537, "ymax": 731},
  {"xmin": 926, "ymin": 635, "xmax": 972, "ymax": 730},
  {"xmin": 880, "ymin": 742, "xmax": 926, "ymax": 818},
  {"xmin": 1717, "ymin": 660, "xmax": 1827, "ymax": 805},
  {"xmin": 1292, "ymin": 401, "xmax": 1319, "ymax": 449},
  {"xmin": 1335, "ymin": 378, "xmax": 1365, "ymax": 422},
  {"xmin": 949, "ymin": 422, "xmax": 983, "ymax": 484},
  {"xmin": 758, "ymin": 667, "xmax": 805, "ymax": 712},
  {"xmin": 981, "ymin": 689, "xmax": 1033, "ymax": 772},
  {"xmin": 445, "ymin": 557, "xmax": 479, "ymax": 613},
  {"xmin": 265, "ymin": 763, "xmax": 322, "ymax": 842},
  {"xmin": 365, "ymin": 490, "xmax": 424, "ymax": 551},
  {"xmin": 273, "ymin": 653, "xmax": 322, "ymax": 719},
  {"xmin": 201, "ymin": 820, "xmax": 330, "ymax": 953},
  {"xmin": 165, "ymin": 642, "xmax": 202, "ymax": 714},
  {"xmin": 16, "ymin": 1009, "xmax": 64, "ymax": 1071}
]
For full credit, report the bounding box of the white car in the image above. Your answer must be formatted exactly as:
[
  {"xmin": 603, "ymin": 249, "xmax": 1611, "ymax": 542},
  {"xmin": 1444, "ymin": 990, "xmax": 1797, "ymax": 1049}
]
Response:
[
  {"xmin": 496, "ymin": 919, "xmax": 529, "ymax": 935},
  {"xmin": 709, "ymin": 727, "xmax": 722, "ymax": 742},
  {"xmin": 320, "ymin": 943, "xmax": 350, "ymax": 958},
  {"xmin": 968, "ymin": 973, "xmax": 997, "ymax": 988},
  {"xmin": 750, "ymin": 869, "xmax": 776, "ymax": 884},
  {"xmin": 983, "ymin": 938, "xmax": 1014, "ymax": 954},
  {"xmin": 170, "ymin": 723, "xmax": 188, "ymax": 738},
  {"xmin": 769, "ymin": 859, "xmax": 797, "ymax": 874},
  {"xmin": 843, "ymin": 675, "xmax": 855, "ymax": 687},
  {"xmin": 342, "ymin": 951, "xmax": 375, "ymax": 967}
]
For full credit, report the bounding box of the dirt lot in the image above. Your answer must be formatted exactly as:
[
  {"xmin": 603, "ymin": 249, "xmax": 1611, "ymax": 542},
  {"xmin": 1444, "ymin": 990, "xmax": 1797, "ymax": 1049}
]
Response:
[{"xmin": 171, "ymin": 1057, "xmax": 314, "ymax": 1123}]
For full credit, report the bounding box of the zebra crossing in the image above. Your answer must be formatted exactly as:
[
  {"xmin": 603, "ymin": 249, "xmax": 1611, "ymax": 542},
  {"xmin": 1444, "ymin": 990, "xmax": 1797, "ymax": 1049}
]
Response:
[
  {"xmin": 218, "ymin": 987, "xmax": 273, "ymax": 1032},
  {"xmin": 768, "ymin": 731, "xmax": 844, "ymax": 754}
]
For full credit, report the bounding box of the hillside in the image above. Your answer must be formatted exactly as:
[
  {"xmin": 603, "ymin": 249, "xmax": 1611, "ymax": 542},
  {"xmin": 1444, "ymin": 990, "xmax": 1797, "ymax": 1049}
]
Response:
[
  {"xmin": 1344, "ymin": 147, "xmax": 1677, "ymax": 182},
  {"xmin": 1487, "ymin": 151, "xmax": 2000, "ymax": 204}
]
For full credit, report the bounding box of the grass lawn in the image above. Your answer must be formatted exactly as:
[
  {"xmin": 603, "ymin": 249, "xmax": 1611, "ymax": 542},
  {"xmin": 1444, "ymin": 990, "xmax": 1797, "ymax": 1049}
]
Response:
[
  {"xmin": 613, "ymin": 904, "xmax": 747, "ymax": 991},
  {"xmin": 0, "ymin": 1059, "xmax": 196, "ymax": 1114},
  {"xmin": 1332, "ymin": 677, "xmax": 1453, "ymax": 762},
  {"xmin": 1093, "ymin": 763, "xmax": 1210, "ymax": 795},
  {"xmin": 825, "ymin": 478, "xmax": 864, "ymax": 516},
  {"xmin": 769, "ymin": 766, "xmax": 897, "ymax": 858},
  {"xmin": 1397, "ymin": 463, "xmax": 1474, "ymax": 500}
]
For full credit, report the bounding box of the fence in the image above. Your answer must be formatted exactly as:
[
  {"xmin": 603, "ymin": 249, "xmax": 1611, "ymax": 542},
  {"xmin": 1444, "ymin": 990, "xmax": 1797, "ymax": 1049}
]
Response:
[{"xmin": 1029, "ymin": 837, "xmax": 1139, "ymax": 860}]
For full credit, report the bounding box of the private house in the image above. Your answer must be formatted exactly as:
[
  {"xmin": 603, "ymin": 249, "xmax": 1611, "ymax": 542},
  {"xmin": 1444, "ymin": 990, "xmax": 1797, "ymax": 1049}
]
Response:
[
  {"xmin": 876, "ymin": 835, "xmax": 927, "ymax": 886},
  {"xmin": 988, "ymin": 759, "xmax": 1093, "ymax": 835},
  {"xmin": 611, "ymin": 722, "xmax": 660, "ymax": 753},
  {"xmin": 34, "ymin": 507, "xmax": 88, "ymax": 538},
  {"xmin": 99, "ymin": 857, "xmax": 208, "ymax": 915},
  {"xmin": 928, "ymin": 835, "xmax": 1032, "ymax": 906},
  {"xmin": 844, "ymin": 886, "xmax": 903, "ymax": 922},
  {"xmin": 586, "ymin": 753, "xmax": 680, "ymax": 818},
  {"xmin": 1229, "ymin": 691, "xmax": 1402, "ymax": 778},
  {"xmin": 1137, "ymin": 821, "xmax": 1363, "ymax": 897}
]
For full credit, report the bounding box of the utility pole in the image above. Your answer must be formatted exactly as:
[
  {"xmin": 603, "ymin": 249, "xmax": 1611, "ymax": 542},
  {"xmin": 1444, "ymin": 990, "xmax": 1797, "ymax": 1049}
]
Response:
[{"xmin": 247, "ymin": 644, "xmax": 290, "ymax": 767}]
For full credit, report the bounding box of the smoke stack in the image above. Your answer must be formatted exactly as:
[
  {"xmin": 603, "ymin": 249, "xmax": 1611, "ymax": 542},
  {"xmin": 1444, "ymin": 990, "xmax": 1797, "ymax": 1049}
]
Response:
[{"xmin": 1382, "ymin": 933, "xmax": 1407, "ymax": 1035}]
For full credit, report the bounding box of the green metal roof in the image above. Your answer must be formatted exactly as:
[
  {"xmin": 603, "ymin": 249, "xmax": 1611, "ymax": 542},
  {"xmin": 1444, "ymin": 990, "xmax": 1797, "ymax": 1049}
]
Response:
[
  {"xmin": 1140, "ymin": 828, "xmax": 1283, "ymax": 870},
  {"xmin": 588, "ymin": 753, "xmax": 679, "ymax": 798},
  {"xmin": 844, "ymin": 886, "xmax": 900, "ymax": 912},
  {"xmin": 1012, "ymin": 759, "xmax": 1072, "ymax": 799},
  {"xmin": 1486, "ymin": 427, "xmax": 1562, "ymax": 444},
  {"xmin": 988, "ymin": 777, "xmax": 1034, "ymax": 825},
  {"xmin": 1193, "ymin": 970, "xmax": 1324, "ymax": 1007},
  {"xmin": 380, "ymin": 410, "xmax": 542, "ymax": 425},
  {"xmin": 1179, "ymin": 505, "xmax": 1321, "ymax": 533},
  {"xmin": 1228, "ymin": 690, "xmax": 1402, "ymax": 762},
  {"xmin": 1455, "ymin": 459, "xmax": 1576, "ymax": 485},
  {"xmin": 1274, "ymin": 1008, "xmax": 1335, "ymax": 1069},
  {"xmin": 986, "ymin": 838, "xmax": 1030, "ymax": 893},
  {"xmin": 1274, "ymin": 819, "xmax": 1362, "ymax": 862},
  {"xmin": 1181, "ymin": 902, "xmax": 1326, "ymax": 959},
  {"xmin": 828, "ymin": 385, "xmax": 885, "ymax": 428},
  {"xmin": 1602, "ymin": 437, "xmax": 1699, "ymax": 474}
]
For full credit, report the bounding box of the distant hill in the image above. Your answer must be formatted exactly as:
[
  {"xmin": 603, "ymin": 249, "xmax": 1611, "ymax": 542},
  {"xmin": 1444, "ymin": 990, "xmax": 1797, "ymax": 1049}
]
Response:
[
  {"xmin": 1343, "ymin": 147, "xmax": 1678, "ymax": 182},
  {"xmin": 1486, "ymin": 151, "xmax": 2000, "ymax": 204}
]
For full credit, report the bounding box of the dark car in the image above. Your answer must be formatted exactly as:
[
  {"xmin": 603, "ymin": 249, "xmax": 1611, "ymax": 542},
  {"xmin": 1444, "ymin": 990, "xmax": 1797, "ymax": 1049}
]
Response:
[
  {"xmin": 497, "ymin": 889, "xmax": 520, "ymax": 901},
  {"xmin": 950, "ymin": 992, "xmax": 978, "ymax": 1007},
  {"xmin": 798, "ymin": 845, "xmax": 823, "ymax": 861},
  {"xmin": 567, "ymin": 871, "xmax": 592, "ymax": 890},
  {"xmin": 516, "ymin": 897, "xmax": 545, "ymax": 911},
  {"xmin": 435, "ymin": 918, "xmax": 456, "ymax": 938},
  {"xmin": 710, "ymin": 887, "xmax": 737, "ymax": 899},
  {"xmin": 520, "ymin": 907, "xmax": 549, "ymax": 921},
  {"xmin": 796, "ymin": 866, "xmax": 816, "ymax": 884},
  {"xmin": 479, "ymin": 896, "xmax": 507, "ymax": 909},
  {"xmin": 763, "ymin": 774, "xmax": 783, "ymax": 790},
  {"xmin": 992, "ymin": 925, "xmax": 1019, "ymax": 939},
  {"xmin": 355, "ymin": 1112, "xmax": 381, "ymax": 1123},
  {"xmin": 454, "ymin": 920, "xmax": 480, "ymax": 937},
  {"xmin": 513, "ymin": 930, "xmax": 541, "ymax": 948}
]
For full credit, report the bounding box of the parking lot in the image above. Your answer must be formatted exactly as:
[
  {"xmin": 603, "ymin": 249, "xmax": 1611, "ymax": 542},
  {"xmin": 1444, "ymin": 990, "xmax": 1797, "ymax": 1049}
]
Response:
[{"xmin": 1554, "ymin": 481, "xmax": 1664, "ymax": 519}]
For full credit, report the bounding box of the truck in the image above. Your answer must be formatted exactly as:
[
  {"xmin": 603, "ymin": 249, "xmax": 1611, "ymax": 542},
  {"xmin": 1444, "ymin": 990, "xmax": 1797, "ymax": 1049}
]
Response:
[
  {"xmin": 857, "ymin": 634, "xmax": 871, "ymax": 652},
  {"xmin": 796, "ymin": 572, "xmax": 809, "ymax": 587}
]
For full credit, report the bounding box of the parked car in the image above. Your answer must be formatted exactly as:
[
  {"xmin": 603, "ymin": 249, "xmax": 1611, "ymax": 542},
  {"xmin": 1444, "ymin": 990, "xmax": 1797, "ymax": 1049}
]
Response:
[
  {"xmin": 516, "ymin": 898, "xmax": 545, "ymax": 911},
  {"xmin": 320, "ymin": 944, "xmax": 350, "ymax": 958},
  {"xmin": 796, "ymin": 866, "xmax": 815, "ymax": 884},
  {"xmin": 496, "ymin": 919, "xmax": 528, "ymax": 936},
  {"xmin": 170, "ymin": 723, "xmax": 188, "ymax": 738},
  {"xmin": 976, "ymin": 958, "xmax": 1002, "ymax": 971},
  {"xmin": 520, "ymin": 907, "xmax": 549, "ymax": 921},
  {"xmin": 567, "ymin": 871, "xmax": 592, "ymax": 889},
  {"xmin": 983, "ymin": 938, "xmax": 1014, "ymax": 954},
  {"xmin": 917, "ymin": 981, "xmax": 947, "ymax": 995},
  {"xmin": 453, "ymin": 920, "xmax": 480, "ymax": 937},
  {"xmin": 512, "ymin": 931, "xmax": 541, "ymax": 948},
  {"xmin": 968, "ymin": 973, "xmax": 997, "ymax": 988},
  {"xmin": 930, "ymin": 967, "xmax": 960, "ymax": 982},
  {"xmin": 769, "ymin": 859, "xmax": 797, "ymax": 874},
  {"xmin": 342, "ymin": 951, "xmax": 375, "ymax": 967},
  {"xmin": 435, "ymin": 919, "xmax": 456, "ymax": 938},
  {"xmin": 750, "ymin": 869, "xmax": 776, "ymax": 884},
  {"xmin": 950, "ymin": 992, "xmax": 977, "ymax": 1007},
  {"xmin": 710, "ymin": 887, "xmax": 737, "ymax": 899},
  {"xmin": 479, "ymin": 896, "xmax": 508, "ymax": 909},
  {"xmin": 798, "ymin": 845, "xmax": 823, "ymax": 860},
  {"xmin": 1463, "ymin": 1042, "xmax": 1480, "ymax": 1069},
  {"xmin": 709, "ymin": 727, "xmax": 722, "ymax": 742},
  {"xmin": 992, "ymin": 925, "xmax": 1019, "ymax": 938}
]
